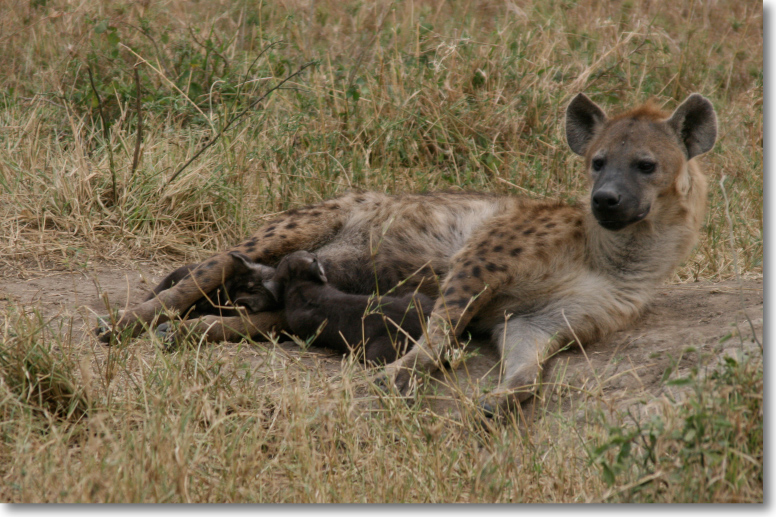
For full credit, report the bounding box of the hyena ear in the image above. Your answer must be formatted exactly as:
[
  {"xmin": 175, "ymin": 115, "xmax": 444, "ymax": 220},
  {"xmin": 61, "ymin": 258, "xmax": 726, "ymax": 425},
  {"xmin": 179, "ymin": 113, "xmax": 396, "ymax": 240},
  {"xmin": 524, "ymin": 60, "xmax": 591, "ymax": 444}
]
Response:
[
  {"xmin": 229, "ymin": 251, "xmax": 253, "ymax": 275},
  {"xmin": 262, "ymin": 279, "xmax": 282, "ymax": 303},
  {"xmin": 666, "ymin": 93, "xmax": 717, "ymax": 159},
  {"xmin": 229, "ymin": 251, "xmax": 276, "ymax": 279},
  {"xmin": 308, "ymin": 259, "xmax": 328, "ymax": 284},
  {"xmin": 566, "ymin": 93, "xmax": 608, "ymax": 156}
]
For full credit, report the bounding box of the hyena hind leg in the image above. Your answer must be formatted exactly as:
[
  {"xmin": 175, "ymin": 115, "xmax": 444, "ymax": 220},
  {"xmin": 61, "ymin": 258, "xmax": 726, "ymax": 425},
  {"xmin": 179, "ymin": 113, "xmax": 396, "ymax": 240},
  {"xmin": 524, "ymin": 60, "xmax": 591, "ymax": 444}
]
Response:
[
  {"xmin": 95, "ymin": 192, "xmax": 360, "ymax": 342},
  {"xmin": 156, "ymin": 310, "xmax": 289, "ymax": 349}
]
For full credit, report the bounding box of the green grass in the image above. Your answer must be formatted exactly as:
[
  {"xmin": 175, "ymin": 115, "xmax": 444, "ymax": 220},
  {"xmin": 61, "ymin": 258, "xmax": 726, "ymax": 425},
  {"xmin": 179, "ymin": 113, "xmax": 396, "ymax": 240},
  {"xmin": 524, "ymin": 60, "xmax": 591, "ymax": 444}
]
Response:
[{"xmin": 0, "ymin": 0, "xmax": 763, "ymax": 503}]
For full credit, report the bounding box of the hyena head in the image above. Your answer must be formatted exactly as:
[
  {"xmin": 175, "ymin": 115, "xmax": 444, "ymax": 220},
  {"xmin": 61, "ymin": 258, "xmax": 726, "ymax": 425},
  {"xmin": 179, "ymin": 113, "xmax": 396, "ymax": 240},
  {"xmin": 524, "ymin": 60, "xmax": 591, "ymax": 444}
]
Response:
[
  {"xmin": 260, "ymin": 250, "xmax": 328, "ymax": 303},
  {"xmin": 566, "ymin": 93, "xmax": 717, "ymax": 231},
  {"xmin": 226, "ymin": 251, "xmax": 280, "ymax": 313}
]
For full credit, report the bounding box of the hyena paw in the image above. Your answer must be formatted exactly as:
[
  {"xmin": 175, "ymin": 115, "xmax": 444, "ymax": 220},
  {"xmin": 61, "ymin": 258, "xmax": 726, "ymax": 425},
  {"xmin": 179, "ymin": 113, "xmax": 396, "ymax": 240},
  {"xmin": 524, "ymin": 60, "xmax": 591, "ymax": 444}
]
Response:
[
  {"xmin": 469, "ymin": 395, "xmax": 508, "ymax": 430},
  {"xmin": 94, "ymin": 315, "xmax": 126, "ymax": 344},
  {"xmin": 478, "ymin": 399, "xmax": 498, "ymax": 419},
  {"xmin": 476, "ymin": 390, "xmax": 530, "ymax": 421},
  {"xmin": 154, "ymin": 321, "xmax": 175, "ymax": 350},
  {"xmin": 94, "ymin": 311, "xmax": 144, "ymax": 344},
  {"xmin": 154, "ymin": 317, "xmax": 221, "ymax": 351},
  {"xmin": 374, "ymin": 362, "xmax": 417, "ymax": 398}
]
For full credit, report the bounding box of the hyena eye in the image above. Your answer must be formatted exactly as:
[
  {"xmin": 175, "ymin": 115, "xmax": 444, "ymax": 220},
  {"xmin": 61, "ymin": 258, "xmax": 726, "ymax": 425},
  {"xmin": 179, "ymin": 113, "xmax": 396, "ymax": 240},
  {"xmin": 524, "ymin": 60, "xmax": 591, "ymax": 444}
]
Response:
[
  {"xmin": 592, "ymin": 158, "xmax": 605, "ymax": 171},
  {"xmin": 637, "ymin": 161, "xmax": 656, "ymax": 173}
]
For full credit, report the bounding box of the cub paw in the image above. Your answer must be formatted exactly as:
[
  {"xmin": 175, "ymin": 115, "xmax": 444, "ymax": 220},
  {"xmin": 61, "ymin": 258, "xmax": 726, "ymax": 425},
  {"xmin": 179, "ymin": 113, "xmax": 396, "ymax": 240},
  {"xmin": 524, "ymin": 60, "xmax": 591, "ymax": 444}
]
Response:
[
  {"xmin": 154, "ymin": 322, "xmax": 185, "ymax": 352},
  {"xmin": 94, "ymin": 316, "xmax": 113, "ymax": 342}
]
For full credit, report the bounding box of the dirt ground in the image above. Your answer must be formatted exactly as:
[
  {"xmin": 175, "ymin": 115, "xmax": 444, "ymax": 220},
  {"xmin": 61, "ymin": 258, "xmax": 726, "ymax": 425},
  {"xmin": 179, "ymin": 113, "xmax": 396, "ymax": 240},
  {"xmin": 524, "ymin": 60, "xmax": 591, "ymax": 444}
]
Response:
[{"xmin": 0, "ymin": 262, "xmax": 763, "ymax": 421}]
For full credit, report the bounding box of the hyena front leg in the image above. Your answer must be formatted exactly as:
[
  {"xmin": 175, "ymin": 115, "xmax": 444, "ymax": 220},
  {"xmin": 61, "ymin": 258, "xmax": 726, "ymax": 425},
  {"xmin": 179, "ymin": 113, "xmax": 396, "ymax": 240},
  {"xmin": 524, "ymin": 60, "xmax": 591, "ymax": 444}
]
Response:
[
  {"xmin": 95, "ymin": 194, "xmax": 360, "ymax": 342},
  {"xmin": 478, "ymin": 318, "xmax": 558, "ymax": 416},
  {"xmin": 384, "ymin": 249, "xmax": 510, "ymax": 395}
]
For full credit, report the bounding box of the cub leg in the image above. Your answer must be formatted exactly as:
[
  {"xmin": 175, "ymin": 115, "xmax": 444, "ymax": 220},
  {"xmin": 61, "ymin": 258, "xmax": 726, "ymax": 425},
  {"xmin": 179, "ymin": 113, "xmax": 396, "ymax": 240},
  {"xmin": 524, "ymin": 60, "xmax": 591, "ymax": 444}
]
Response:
[{"xmin": 142, "ymin": 264, "xmax": 197, "ymax": 301}]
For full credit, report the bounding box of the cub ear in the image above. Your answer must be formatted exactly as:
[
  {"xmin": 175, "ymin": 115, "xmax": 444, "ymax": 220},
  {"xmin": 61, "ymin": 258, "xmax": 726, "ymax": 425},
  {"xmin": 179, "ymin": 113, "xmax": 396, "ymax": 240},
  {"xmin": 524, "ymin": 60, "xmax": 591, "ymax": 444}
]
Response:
[
  {"xmin": 566, "ymin": 93, "xmax": 608, "ymax": 156},
  {"xmin": 229, "ymin": 251, "xmax": 276, "ymax": 279},
  {"xmin": 229, "ymin": 251, "xmax": 253, "ymax": 275},
  {"xmin": 308, "ymin": 259, "xmax": 328, "ymax": 284},
  {"xmin": 666, "ymin": 93, "xmax": 717, "ymax": 159},
  {"xmin": 261, "ymin": 279, "xmax": 282, "ymax": 303}
]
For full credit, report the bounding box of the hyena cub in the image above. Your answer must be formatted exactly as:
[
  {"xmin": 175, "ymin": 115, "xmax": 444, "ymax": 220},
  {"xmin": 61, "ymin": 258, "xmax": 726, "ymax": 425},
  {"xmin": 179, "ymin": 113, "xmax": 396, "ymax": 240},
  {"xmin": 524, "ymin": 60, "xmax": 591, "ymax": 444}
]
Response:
[
  {"xmin": 144, "ymin": 251, "xmax": 279, "ymax": 318},
  {"xmin": 245, "ymin": 251, "xmax": 434, "ymax": 364}
]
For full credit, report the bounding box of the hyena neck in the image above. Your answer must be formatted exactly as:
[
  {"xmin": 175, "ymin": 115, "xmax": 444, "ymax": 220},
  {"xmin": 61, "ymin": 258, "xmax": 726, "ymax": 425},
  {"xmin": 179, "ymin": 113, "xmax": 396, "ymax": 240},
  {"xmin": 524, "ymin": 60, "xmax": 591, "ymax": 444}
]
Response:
[{"xmin": 586, "ymin": 163, "xmax": 708, "ymax": 287}]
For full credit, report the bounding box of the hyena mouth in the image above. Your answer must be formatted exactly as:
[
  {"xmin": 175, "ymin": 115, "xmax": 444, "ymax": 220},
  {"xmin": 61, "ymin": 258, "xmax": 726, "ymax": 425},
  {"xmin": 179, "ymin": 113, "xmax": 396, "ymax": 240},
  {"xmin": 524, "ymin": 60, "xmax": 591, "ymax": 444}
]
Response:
[{"xmin": 597, "ymin": 207, "xmax": 650, "ymax": 231}]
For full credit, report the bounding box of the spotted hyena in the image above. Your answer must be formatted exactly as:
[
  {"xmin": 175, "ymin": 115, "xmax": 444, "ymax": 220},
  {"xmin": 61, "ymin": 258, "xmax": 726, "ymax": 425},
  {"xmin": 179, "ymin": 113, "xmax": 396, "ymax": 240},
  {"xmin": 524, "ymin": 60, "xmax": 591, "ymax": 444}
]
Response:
[{"xmin": 97, "ymin": 93, "xmax": 716, "ymax": 414}]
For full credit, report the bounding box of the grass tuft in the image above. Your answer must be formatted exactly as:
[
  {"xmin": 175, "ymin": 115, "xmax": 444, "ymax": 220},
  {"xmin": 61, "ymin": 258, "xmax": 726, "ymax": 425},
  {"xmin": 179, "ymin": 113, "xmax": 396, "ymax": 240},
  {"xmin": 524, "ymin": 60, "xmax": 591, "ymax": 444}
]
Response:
[{"xmin": 0, "ymin": 309, "xmax": 89, "ymax": 422}]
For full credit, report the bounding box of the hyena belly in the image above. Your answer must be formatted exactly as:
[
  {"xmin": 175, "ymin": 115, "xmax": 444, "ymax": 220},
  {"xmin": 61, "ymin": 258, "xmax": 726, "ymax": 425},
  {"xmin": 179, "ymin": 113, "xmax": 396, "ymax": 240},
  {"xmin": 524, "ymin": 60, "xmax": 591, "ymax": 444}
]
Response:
[{"xmin": 313, "ymin": 192, "xmax": 511, "ymax": 298}]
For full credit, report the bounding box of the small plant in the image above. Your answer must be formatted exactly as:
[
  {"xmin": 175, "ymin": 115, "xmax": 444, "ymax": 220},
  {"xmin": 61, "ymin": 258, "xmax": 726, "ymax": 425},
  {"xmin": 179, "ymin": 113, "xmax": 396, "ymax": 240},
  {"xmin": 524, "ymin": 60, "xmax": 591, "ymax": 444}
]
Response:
[
  {"xmin": 0, "ymin": 310, "xmax": 88, "ymax": 422},
  {"xmin": 588, "ymin": 350, "xmax": 763, "ymax": 502}
]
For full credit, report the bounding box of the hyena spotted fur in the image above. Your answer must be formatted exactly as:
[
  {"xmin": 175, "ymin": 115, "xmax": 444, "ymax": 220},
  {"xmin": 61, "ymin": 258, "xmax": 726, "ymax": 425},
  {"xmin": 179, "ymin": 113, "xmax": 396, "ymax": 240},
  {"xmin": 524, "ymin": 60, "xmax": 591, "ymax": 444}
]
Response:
[{"xmin": 97, "ymin": 93, "xmax": 717, "ymax": 414}]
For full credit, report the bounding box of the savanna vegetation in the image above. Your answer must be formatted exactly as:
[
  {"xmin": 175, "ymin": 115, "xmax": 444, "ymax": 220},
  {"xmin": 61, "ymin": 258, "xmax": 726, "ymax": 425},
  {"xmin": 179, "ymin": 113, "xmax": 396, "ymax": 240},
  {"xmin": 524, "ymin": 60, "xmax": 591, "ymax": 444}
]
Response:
[{"xmin": 0, "ymin": 0, "xmax": 762, "ymax": 503}]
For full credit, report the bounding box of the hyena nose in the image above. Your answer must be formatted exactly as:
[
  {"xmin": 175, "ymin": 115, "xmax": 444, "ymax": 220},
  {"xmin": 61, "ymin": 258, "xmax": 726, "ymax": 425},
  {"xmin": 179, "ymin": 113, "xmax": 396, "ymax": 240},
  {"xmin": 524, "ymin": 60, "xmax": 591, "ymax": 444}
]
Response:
[{"xmin": 593, "ymin": 189, "xmax": 621, "ymax": 209}]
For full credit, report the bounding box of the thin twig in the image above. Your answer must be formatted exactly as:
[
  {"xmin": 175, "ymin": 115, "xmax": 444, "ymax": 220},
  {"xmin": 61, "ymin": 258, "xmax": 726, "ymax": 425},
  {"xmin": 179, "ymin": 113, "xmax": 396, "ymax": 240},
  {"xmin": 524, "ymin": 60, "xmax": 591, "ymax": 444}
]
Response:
[
  {"xmin": 120, "ymin": 43, "xmax": 216, "ymax": 133},
  {"xmin": 119, "ymin": 22, "xmax": 173, "ymax": 78},
  {"xmin": 87, "ymin": 65, "xmax": 118, "ymax": 202},
  {"xmin": 225, "ymin": 41, "xmax": 284, "ymax": 133},
  {"xmin": 235, "ymin": 41, "xmax": 284, "ymax": 103},
  {"xmin": 130, "ymin": 64, "xmax": 143, "ymax": 179},
  {"xmin": 163, "ymin": 60, "xmax": 316, "ymax": 189}
]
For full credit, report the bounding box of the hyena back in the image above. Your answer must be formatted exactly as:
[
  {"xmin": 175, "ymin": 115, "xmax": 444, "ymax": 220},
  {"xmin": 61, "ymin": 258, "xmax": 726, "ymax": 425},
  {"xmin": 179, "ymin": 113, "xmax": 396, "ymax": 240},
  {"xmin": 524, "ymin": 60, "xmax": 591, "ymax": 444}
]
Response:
[{"xmin": 98, "ymin": 93, "xmax": 716, "ymax": 414}]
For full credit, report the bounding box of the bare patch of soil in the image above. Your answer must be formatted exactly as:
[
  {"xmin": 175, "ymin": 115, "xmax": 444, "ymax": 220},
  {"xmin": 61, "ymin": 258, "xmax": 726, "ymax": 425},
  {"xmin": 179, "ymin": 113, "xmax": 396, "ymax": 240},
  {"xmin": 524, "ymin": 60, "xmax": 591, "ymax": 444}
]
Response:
[{"xmin": 0, "ymin": 263, "xmax": 763, "ymax": 420}]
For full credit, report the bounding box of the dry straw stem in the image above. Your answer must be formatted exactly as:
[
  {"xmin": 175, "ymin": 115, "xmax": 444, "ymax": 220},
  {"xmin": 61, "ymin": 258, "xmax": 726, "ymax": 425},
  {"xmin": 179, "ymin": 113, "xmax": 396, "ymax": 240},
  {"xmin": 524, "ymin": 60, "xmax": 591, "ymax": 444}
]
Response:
[
  {"xmin": 86, "ymin": 65, "xmax": 118, "ymax": 203},
  {"xmin": 718, "ymin": 174, "xmax": 761, "ymax": 351}
]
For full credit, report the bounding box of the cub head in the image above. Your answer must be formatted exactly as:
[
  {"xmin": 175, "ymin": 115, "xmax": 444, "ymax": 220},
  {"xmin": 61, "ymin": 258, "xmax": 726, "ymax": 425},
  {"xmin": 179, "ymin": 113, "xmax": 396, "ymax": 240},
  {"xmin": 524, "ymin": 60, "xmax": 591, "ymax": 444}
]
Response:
[
  {"xmin": 227, "ymin": 251, "xmax": 280, "ymax": 313},
  {"xmin": 566, "ymin": 93, "xmax": 716, "ymax": 231},
  {"xmin": 259, "ymin": 250, "xmax": 328, "ymax": 303}
]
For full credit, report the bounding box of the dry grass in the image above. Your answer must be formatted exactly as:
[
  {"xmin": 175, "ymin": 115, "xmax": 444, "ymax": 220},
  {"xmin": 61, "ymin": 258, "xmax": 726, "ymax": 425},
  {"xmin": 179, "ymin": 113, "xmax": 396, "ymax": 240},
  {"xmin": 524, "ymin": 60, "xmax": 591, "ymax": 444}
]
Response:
[
  {"xmin": 0, "ymin": 0, "xmax": 762, "ymax": 275},
  {"xmin": 0, "ymin": 0, "xmax": 763, "ymax": 503},
  {"xmin": 0, "ymin": 307, "xmax": 763, "ymax": 503}
]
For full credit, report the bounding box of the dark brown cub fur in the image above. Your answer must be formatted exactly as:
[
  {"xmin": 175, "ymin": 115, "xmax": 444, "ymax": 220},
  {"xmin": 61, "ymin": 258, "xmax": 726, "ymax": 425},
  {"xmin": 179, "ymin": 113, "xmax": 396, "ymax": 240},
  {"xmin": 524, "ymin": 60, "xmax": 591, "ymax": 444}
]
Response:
[
  {"xmin": 145, "ymin": 252, "xmax": 279, "ymax": 318},
  {"xmin": 264, "ymin": 251, "xmax": 434, "ymax": 365}
]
